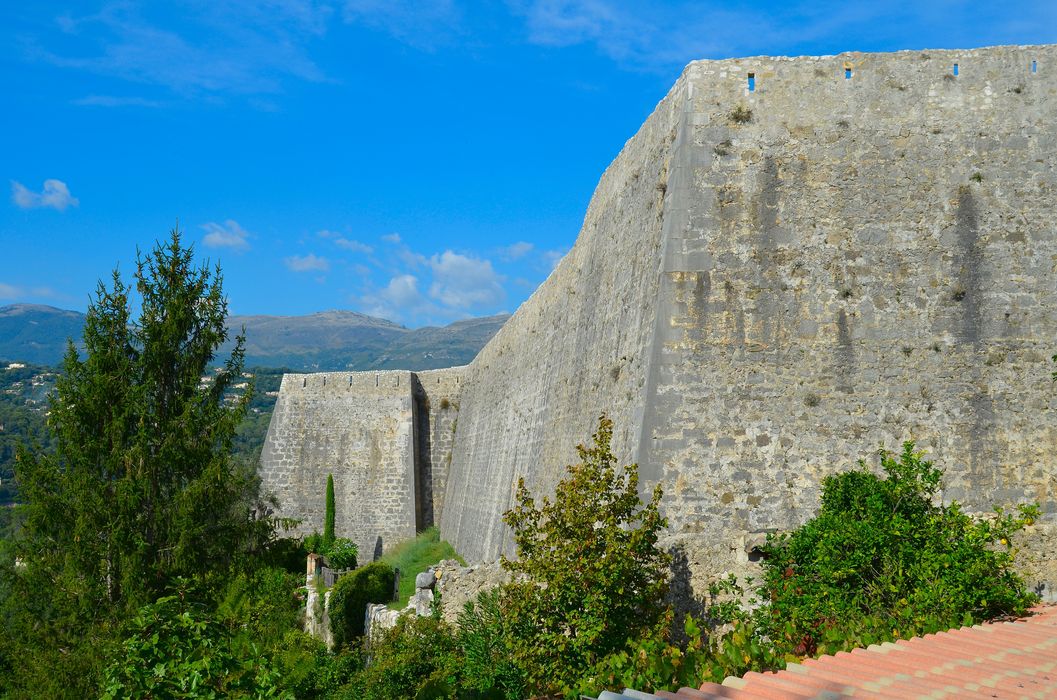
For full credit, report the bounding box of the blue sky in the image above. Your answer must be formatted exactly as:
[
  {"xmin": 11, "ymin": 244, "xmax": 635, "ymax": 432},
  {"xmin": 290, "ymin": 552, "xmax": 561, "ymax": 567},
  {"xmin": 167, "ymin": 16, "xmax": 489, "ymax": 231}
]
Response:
[{"xmin": 2, "ymin": 2, "xmax": 1055, "ymax": 326}]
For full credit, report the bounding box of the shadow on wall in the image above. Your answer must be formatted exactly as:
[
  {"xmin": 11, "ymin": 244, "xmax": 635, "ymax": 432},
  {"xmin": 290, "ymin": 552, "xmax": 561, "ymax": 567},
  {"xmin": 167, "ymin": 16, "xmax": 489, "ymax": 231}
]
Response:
[{"xmin": 668, "ymin": 546, "xmax": 705, "ymax": 639}]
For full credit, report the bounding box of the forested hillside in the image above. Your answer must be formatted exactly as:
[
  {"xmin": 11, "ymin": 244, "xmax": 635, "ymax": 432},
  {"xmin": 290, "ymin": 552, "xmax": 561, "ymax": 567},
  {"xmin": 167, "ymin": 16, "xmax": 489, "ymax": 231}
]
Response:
[
  {"xmin": 0, "ymin": 362, "xmax": 56, "ymax": 505},
  {"xmin": 0, "ymin": 363, "xmax": 286, "ymax": 506},
  {"xmin": 0, "ymin": 304, "xmax": 506, "ymax": 372}
]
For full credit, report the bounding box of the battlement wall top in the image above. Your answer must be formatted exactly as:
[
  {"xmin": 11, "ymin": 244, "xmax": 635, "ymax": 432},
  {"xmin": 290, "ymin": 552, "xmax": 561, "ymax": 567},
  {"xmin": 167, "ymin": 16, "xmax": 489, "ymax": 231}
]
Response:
[
  {"xmin": 278, "ymin": 370, "xmax": 415, "ymax": 398},
  {"xmin": 413, "ymin": 366, "xmax": 468, "ymax": 395},
  {"xmin": 682, "ymin": 44, "xmax": 1051, "ymax": 89}
]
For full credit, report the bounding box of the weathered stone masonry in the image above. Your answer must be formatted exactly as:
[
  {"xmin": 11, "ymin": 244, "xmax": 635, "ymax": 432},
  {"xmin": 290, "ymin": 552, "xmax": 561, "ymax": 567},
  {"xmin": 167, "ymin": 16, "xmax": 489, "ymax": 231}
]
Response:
[
  {"xmin": 262, "ymin": 45, "xmax": 1057, "ymax": 595},
  {"xmin": 259, "ymin": 368, "xmax": 464, "ymax": 557}
]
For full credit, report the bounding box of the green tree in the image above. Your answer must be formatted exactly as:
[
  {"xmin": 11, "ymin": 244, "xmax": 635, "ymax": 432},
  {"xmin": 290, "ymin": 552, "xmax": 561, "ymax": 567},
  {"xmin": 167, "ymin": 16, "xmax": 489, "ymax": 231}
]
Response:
[
  {"xmin": 16, "ymin": 230, "xmax": 264, "ymax": 610},
  {"xmin": 325, "ymin": 473, "xmax": 336, "ymax": 549},
  {"xmin": 500, "ymin": 415, "xmax": 671, "ymax": 696},
  {"xmin": 4, "ymin": 231, "xmax": 274, "ymax": 695}
]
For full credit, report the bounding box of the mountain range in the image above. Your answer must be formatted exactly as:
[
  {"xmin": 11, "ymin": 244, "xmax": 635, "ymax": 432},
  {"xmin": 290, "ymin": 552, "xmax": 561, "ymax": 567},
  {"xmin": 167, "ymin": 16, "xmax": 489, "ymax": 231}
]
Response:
[{"xmin": 0, "ymin": 304, "xmax": 508, "ymax": 371}]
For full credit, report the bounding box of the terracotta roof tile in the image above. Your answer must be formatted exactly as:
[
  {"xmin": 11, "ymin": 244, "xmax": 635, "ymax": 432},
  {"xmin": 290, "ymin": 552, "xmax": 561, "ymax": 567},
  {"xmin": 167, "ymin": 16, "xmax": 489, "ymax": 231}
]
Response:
[{"xmin": 584, "ymin": 606, "xmax": 1057, "ymax": 700}]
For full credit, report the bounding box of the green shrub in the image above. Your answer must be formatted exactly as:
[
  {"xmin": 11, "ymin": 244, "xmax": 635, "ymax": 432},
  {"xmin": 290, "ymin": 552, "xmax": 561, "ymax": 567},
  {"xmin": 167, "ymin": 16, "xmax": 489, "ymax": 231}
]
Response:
[
  {"xmin": 272, "ymin": 630, "xmax": 363, "ymax": 698},
  {"xmin": 501, "ymin": 415, "xmax": 671, "ymax": 696},
  {"xmin": 576, "ymin": 442, "xmax": 1040, "ymax": 695},
  {"xmin": 101, "ymin": 587, "xmax": 287, "ymax": 699},
  {"xmin": 457, "ymin": 588, "xmax": 527, "ymax": 699},
  {"xmin": 327, "ymin": 537, "xmax": 359, "ymax": 570},
  {"xmin": 340, "ymin": 613, "xmax": 463, "ymax": 700},
  {"xmin": 304, "ymin": 531, "xmax": 324, "ymax": 555},
  {"xmin": 729, "ymin": 104, "xmax": 752, "ymax": 124},
  {"xmin": 216, "ymin": 566, "xmax": 304, "ymax": 648},
  {"xmin": 579, "ymin": 609, "xmax": 701, "ymax": 694},
  {"xmin": 329, "ymin": 561, "xmax": 396, "ymax": 648},
  {"xmin": 579, "ymin": 577, "xmax": 785, "ymax": 693},
  {"xmin": 757, "ymin": 441, "xmax": 1039, "ymax": 657},
  {"xmin": 302, "ymin": 531, "xmax": 357, "ymax": 569},
  {"xmin": 256, "ymin": 535, "xmax": 312, "ymax": 573}
]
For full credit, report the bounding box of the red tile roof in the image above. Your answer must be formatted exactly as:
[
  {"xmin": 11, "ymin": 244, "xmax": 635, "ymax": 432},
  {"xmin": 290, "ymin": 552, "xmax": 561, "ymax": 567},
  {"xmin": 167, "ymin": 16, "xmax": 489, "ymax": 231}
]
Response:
[{"xmin": 592, "ymin": 606, "xmax": 1057, "ymax": 700}]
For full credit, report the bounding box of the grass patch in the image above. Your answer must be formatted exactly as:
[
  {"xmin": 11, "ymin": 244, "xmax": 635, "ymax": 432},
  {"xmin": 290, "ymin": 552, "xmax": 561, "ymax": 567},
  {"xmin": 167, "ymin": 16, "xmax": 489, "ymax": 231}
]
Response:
[{"xmin": 380, "ymin": 526, "xmax": 465, "ymax": 609}]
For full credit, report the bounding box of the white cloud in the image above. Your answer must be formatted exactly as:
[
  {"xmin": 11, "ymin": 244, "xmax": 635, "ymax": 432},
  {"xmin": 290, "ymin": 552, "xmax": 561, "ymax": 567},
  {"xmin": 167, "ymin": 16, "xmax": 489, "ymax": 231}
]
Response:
[
  {"xmin": 201, "ymin": 220, "xmax": 251, "ymax": 251},
  {"xmin": 500, "ymin": 241, "xmax": 534, "ymax": 261},
  {"xmin": 285, "ymin": 253, "xmax": 330, "ymax": 272},
  {"xmin": 428, "ymin": 251, "xmax": 505, "ymax": 310},
  {"xmin": 329, "ymin": 235, "xmax": 373, "ymax": 254},
  {"xmin": 512, "ymin": 0, "xmax": 667, "ymax": 65},
  {"xmin": 361, "ymin": 274, "xmax": 439, "ymax": 322},
  {"xmin": 378, "ymin": 274, "xmax": 424, "ymax": 307},
  {"xmin": 343, "ymin": 0, "xmax": 462, "ymax": 49},
  {"xmin": 507, "ymin": 1, "xmax": 788, "ymax": 71},
  {"xmin": 378, "ymin": 232, "xmax": 426, "ymax": 267},
  {"xmin": 0, "ymin": 283, "xmax": 62, "ymax": 300},
  {"xmin": 11, "ymin": 179, "xmax": 79, "ymax": 211},
  {"xmin": 31, "ymin": 1, "xmax": 332, "ymax": 100},
  {"xmin": 509, "ymin": 1, "xmax": 1057, "ymax": 73},
  {"xmin": 72, "ymin": 94, "xmax": 162, "ymax": 107}
]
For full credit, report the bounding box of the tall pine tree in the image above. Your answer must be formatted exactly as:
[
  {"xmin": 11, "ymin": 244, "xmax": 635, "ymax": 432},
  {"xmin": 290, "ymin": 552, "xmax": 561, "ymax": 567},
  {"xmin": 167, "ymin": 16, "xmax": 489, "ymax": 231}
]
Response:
[{"xmin": 15, "ymin": 230, "xmax": 270, "ymax": 613}]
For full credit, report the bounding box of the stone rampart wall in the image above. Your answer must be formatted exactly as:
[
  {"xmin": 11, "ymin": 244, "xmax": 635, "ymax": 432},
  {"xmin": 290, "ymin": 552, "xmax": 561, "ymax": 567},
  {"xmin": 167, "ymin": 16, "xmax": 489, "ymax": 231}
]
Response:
[
  {"xmin": 639, "ymin": 46, "xmax": 1057, "ymax": 583},
  {"xmin": 440, "ymin": 46, "xmax": 1057, "ymax": 588},
  {"xmin": 437, "ymin": 74, "xmax": 687, "ymax": 561},
  {"xmin": 413, "ymin": 367, "xmax": 466, "ymax": 527},
  {"xmin": 261, "ymin": 45, "xmax": 1057, "ymax": 595},
  {"xmin": 259, "ymin": 371, "xmax": 418, "ymax": 558}
]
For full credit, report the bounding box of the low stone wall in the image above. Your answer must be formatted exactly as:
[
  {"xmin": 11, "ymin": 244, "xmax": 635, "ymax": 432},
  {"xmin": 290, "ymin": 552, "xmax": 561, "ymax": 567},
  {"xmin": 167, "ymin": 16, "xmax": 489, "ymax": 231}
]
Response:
[
  {"xmin": 434, "ymin": 559, "xmax": 514, "ymax": 624},
  {"xmin": 365, "ymin": 567, "xmax": 444, "ymax": 640}
]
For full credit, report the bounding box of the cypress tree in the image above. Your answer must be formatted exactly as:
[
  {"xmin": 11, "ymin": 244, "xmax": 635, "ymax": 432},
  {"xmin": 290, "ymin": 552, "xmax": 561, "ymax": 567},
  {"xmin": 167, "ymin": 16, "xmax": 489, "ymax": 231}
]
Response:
[{"xmin": 324, "ymin": 473, "xmax": 336, "ymax": 549}]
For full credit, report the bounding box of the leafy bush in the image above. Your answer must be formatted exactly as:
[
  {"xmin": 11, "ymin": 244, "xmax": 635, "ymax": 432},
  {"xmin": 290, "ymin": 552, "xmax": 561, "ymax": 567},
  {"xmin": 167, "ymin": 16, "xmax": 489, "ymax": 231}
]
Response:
[
  {"xmin": 575, "ymin": 442, "xmax": 1041, "ymax": 695},
  {"xmin": 216, "ymin": 566, "xmax": 305, "ymax": 647},
  {"xmin": 756, "ymin": 442, "xmax": 1039, "ymax": 657},
  {"xmin": 304, "ymin": 531, "xmax": 324, "ymax": 555},
  {"xmin": 329, "ymin": 561, "xmax": 396, "ymax": 648},
  {"xmin": 327, "ymin": 538, "xmax": 359, "ymax": 570},
  {"xmin": 302, "ymin": 532, "xmax": 357, "ymax": 569},
  {"xmin": 456, "ymin": 588, "xmax": 527, "ymax": 699},
  {"xmin": 579, "ymin": 609, "xmax": 703, "ymax": 693},
  {"xmin": 579, "ymin": 576, "xmax": 786, "ymax": 693},
  {"xmin": 271, "ymin": 630, "xmax": 363, "ymax": 698},
  {"xmin": 500, "ymin": 415, "xmax": 671, "ymax": 696},
  {"xmin": 339, "ymin": 613, "xmax": 463, "ymax": 700},
  {"xmin": 255, "ymin": 535, "xmax": 312, "ymax": 574},
  {"xmin": 101, "ymin": 587, "xmax": 287, "ymax": 699}
]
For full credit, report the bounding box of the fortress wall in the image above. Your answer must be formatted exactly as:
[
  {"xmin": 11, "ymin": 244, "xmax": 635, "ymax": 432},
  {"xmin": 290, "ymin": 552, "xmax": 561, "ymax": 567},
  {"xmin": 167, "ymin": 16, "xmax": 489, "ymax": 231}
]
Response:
[
  {"xmin": 258, "ymin": 45, "xmax": 1057, "ymax": 595},
  {"xmin": 638, "ymin": 46, "xmax": 1057, "ymax": 586},
  {"xmin": 442, "ymin": 45, "xmax": 1057, "ymax": 582},
  {"xmin": 438, "ymin": 76, "xmax": 690, "ymax": 562},
  {"xmin": 412, "ymin": 367, "xmax": 467, "ymax": 528},
  {"xmin": 259, "ymin": 371, "xmax": 418, "ymax": 558}
]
